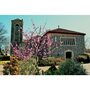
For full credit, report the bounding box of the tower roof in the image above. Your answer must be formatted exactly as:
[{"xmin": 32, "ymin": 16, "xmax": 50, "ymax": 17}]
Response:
[{"xmin": 11, "ymin": 18, "xmax": 23, "ymax": 22}]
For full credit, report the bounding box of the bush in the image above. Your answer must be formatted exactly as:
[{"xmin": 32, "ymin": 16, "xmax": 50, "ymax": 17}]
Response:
[
  {"xmin": 44, "ymin": 59, "xmax": 87, "ymax": 75},
  {"xmin": 44, "ymin": 64, "xmax": 58, "ymax": 75},
  {"xmin": 57, "ymin": 59, "xmax": 87, "ymax": 75},
  {"xmin": 19, "ymin": 58, "xmax": 40, "ymax": 75},
  {"xmin": 3, "ymin": 62, "xmax": 10, "ymax": 75},
  {"xmin": 9, "ymin": 56, "xmax": 19, "ymax": 75},
  {"xmin": 3, "ymin": 56, "xmax": 20, "ymax": 75},
  {"xmin": 0, "ymin": 56, "xmax": 10, "ymax": 61},
  {"xmin": 3, "ymin": 57, "xmax": 40, "ymax": 75},
  {"xmin": 76, "ymin": 54, "xmax": 90, "ymax": 63},
  {"xmin": 38, "ymin": 57, "xmax": 63, "ymax": 66},
  {"xmin": 2, "ymin": 56, "xmax": 10, "ymax": 61}
]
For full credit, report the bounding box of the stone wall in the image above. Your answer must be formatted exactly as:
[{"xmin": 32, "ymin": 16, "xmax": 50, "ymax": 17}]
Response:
[{"xmin": 50, "ymin": 33, "xmax": 85, "ymax": 59}]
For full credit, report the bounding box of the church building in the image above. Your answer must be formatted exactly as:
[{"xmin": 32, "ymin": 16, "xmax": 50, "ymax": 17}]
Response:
[
  {"xmin": 44, "ymin": 27, "xmax": 86, "ymax": 59},
  {"xmin": 11, "ymin": 18, "xmax": 86, "ymax": 59}
]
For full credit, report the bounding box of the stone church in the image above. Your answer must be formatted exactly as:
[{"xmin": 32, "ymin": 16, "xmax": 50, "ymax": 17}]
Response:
[
  {"xmin": 44, "ymin": 27, "xmax": 86, "ymax": 59},
  {"xmin": 11, "ymin": 18, "xmax": 86, "ymax": 59}
]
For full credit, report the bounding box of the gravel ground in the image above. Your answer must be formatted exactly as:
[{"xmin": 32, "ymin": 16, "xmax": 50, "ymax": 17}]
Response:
[
  {"xmin": 83, "ymin": 64, "xmax": 90, "ymax": 75},
  {"xmin": 0, "ymin": 65, "xmax": 3, "ymax": 75},
  {"xmin": 39, "ymin": 66, "xmax": 58, "ymax": 72}
]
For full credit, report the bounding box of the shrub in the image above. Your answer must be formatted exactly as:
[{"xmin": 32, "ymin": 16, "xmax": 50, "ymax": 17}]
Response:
[
  {"xmin": 3, "ymin": 62, "xmax": 10, "ymax": 75},
  {"xmin": 9, "ymin": 56, "xmax": 19, "ymax": 75},
  {"xmin": 57, "ymin": 59, "xmax": 87, "ymax": 75},
  {"xmin": 44, "ymin": 64, "xmax": 58, "ymax": 75},
  {"xmin": 44, "ymin": 59, "xmax": 87, "ymax": 75},
  {"xmin": 3, "ymin": 56, "xmax": 20, "ymax": 75},
  {"xmin": 76, "ymin": 54, "xmax": 90, "ymax": 63},
  {"xmin": 3, "ymin": 57, "xmax": 40, "ymax": 75},
  {"xmin": 38, "ymin": 57, "xmax": 63, "ymax": 66},
  {"xmin": 0, "ymin": 56, "xmax": 10, "ymax": 61},
  {"xmin": 2, "ymin": 56, "xmax": 10, "ymax": 61},
  {"xmin": 19, "ymin": 58, "xmax": 40, "ymax": 75}
]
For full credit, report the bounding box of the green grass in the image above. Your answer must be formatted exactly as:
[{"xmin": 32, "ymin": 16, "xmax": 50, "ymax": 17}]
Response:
[{"xmin": 0, "ymin": 61, "xmax": 10, "ymax": 65}]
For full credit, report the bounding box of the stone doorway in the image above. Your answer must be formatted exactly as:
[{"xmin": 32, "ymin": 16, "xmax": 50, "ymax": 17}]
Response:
[{"xmin": 65, "ymin": 50, "xmax": 73, "ymax": 59}]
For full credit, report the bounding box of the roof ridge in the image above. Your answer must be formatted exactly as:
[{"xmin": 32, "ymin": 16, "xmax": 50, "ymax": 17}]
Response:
[{"xmin": 45, "ymin": 28, "xmax": 86, "ymax": 35}]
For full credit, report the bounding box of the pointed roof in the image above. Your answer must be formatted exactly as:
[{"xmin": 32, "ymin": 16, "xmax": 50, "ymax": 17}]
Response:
[{"xmin": 45, "ymin": 28, "xmax": 86, "ymax": 35}]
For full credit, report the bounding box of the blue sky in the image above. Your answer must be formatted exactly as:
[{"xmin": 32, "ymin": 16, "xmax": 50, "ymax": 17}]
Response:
[{"xmin": 0, "ymin": 15, "xmax": 90, "ymax": 39}]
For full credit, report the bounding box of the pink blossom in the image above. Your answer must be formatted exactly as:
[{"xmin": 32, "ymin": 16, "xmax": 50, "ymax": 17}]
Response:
[{"xmin": 12, "ymin": 26, "xmax": 53, "ymax": 61}]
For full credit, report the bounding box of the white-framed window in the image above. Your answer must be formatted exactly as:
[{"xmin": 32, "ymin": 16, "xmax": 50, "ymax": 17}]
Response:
[{"xmin": 60, "ymin": 37, "xmax": 76, "ymax": 46}]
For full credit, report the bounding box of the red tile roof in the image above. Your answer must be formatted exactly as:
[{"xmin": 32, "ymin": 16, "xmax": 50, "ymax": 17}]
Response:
[{"xmin": 45, "ymin": 28, "xmax": 86, "ymax": 35}]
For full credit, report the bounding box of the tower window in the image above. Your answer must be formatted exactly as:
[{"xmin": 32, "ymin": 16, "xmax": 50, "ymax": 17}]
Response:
[{"xmin": 15, "ymin": 24, "xmax": 19, "ymax": 31}]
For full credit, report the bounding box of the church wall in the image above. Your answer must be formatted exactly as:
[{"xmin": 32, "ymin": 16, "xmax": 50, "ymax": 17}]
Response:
[{"xmin": 49, "ymin": 33, "xmax": 85, "ymax": 59}]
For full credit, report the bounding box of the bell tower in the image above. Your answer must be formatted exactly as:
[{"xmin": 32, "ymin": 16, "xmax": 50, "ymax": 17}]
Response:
[{"xmin": 11, "ymin": 18, "xmax": 23, "ymax": 45}]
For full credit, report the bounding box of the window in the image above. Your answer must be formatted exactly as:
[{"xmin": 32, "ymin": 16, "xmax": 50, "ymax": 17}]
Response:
[
  {"xmin": 54, "ymin": 36, "xmax": 57, "ymax": 42},
  {"xmin": 15, "ymin": 24, "xmax": 20, "ymax": 42},
  {"xmin": 15, "ymin": 24, "xmax": 19, "ymax": 31},
  {"xmin": 61, "ymin": 37, "xmax": 76, "ymax": 45}
]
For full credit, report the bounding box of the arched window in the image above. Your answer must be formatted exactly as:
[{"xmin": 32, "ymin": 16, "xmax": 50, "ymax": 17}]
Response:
[
  {"xmin": 15, "ymin": 24, "xmax": 19, "ymax": 31},
  {"xmin": 15, "ymin": 24, "xmax": 20, "ymax": 42}
]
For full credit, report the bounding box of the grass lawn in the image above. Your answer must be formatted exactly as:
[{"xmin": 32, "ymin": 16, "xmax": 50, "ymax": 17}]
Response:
[{"xmin": 0, "ymin": 60, "xmax": 10, "ymax": 65}]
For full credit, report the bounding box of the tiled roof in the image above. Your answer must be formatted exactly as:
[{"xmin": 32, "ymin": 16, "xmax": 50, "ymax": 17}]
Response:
[{"xmin": 45, "ymin": 28, "xmax": 86, "ymax": 35}]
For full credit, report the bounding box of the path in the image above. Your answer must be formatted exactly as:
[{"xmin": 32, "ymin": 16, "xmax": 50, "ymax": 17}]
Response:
[
  {"xmin": 0, "ymin": 65, "xmax": 3, "ymax": 75},
  {"xmin": 83, "ymin": 64, "xmax": 90, "ymax": 75}
]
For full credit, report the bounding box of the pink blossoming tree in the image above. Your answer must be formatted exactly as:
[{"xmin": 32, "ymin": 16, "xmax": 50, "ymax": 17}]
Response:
[{"xmin": 11, "ymin": 23, "xmax": 52, "ymax": 61}]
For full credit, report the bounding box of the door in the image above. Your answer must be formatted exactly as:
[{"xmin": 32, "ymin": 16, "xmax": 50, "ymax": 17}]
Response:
[{"xmin": 66, "ymin": 51, "xmax": 72, "ymax": 59}]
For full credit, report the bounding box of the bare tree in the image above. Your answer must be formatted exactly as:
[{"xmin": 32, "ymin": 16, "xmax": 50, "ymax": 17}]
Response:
[
  {"xmin": 85, "ymin": 37, "xmax": 90, "ymax": 49},
  {"xmin": 0, "ymin": 23, "xmax": 7, "ymax": 44},
  {"xmin": 0, "ymin": 23, "xmax": 8, "ymax": 55}
]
